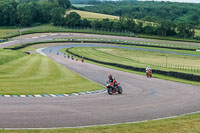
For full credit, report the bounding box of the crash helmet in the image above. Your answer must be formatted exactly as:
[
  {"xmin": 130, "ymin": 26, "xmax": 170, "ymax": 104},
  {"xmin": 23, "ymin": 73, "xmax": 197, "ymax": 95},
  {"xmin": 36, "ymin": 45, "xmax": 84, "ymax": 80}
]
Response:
[{"xmin": 108, "ymin": 74, "xmax": 113, "ymax": 80}]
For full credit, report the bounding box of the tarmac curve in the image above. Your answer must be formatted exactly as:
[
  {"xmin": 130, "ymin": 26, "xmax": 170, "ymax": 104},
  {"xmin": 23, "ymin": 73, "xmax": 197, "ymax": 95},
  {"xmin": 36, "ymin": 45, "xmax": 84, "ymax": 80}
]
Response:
[{"xmin": 0, "ymin": 34, "xmax": 200, "ymax": 129}]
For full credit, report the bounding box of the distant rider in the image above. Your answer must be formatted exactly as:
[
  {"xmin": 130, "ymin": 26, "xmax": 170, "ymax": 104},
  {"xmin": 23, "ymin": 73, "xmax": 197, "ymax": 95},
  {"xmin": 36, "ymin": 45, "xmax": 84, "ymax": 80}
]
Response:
[
  {"xmin": 81, "ymin": 57, "xmax": 84, "ymax": 63},
  {"xmin": 146, "ymin": 65, "xmax": 152, "ymax": 77}
]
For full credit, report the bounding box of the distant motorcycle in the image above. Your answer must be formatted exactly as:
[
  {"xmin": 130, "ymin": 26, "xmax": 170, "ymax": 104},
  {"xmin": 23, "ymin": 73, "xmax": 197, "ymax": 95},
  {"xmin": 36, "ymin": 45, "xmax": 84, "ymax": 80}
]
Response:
[
  {"xmin": 146, "ymin": 70, "xmax": 152, "ymax": 78},
  {"xmin": 106, "ymin": 79, "xmax": 122, "ymax": 95}
]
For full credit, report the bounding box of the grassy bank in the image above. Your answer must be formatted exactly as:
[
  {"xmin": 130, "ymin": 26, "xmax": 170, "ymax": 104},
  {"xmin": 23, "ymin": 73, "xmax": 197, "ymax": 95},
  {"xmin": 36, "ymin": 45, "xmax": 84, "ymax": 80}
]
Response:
[
  {"xmin": 1, "ymin": 112, "xmax": 200, "ymax": 132},
  {"xmin": 61, "ymin": 47, "xmax": 200, "ymax": 86},
  {"xmin": 66, "ymin": 9, "xmax": 119, "ymax": 20},
  {"xmin": 63, "ymin": 47, "xmax": 200, "ymax": 75},
  {"xmin": 0, "ymin": 52, "xmax": 102, "ymax": 95},
  {"xmin": 0, "ymin": 49, "xmax": 26, "ymax": 65}
]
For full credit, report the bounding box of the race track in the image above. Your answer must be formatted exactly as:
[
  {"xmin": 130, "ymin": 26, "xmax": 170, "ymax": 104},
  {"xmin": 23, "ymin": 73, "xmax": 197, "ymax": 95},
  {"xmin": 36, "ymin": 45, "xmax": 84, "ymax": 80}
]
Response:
[{"xmin": 0, "ymin": 33, "xmax": 200, "ymax": 129}]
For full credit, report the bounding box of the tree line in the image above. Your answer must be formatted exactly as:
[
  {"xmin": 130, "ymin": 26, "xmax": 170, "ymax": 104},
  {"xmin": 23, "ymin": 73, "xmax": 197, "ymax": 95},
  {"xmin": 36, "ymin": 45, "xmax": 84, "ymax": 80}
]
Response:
[
  {"xmin": 79, "ymin": 0, "xmax": 200, "ymax": 38},
  {"xmin": 0, "ymin": 0, "xmax": 71, "ymax": 27},
  {"xmin": 0, "ymin": 0, "xmax": 197, "ymax": 38},
  {"xmin": 57, "ymin": 14, "xmax": 195, "ymax": 38}
]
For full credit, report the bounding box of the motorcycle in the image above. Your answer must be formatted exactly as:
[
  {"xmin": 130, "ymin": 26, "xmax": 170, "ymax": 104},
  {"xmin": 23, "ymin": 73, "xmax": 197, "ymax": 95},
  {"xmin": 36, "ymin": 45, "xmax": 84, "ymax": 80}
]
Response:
[
  {"xmin": 106, "ymin": 79, "xmax": 123, "ymax": 95},
  {"xmin": 146, "ymin": 70, "xmax": 152, "ymax": 78}
]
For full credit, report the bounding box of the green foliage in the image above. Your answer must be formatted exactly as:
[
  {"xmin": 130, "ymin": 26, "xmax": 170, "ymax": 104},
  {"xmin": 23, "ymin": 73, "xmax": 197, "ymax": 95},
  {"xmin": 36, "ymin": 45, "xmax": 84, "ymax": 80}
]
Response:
[
  {"xmin": 50, "ymin": 7, "xmax": 66, "ymax": 26},
  {"xmin": 57, "ymin": 0, "xmax": 71, "ymax": 9},
  {"xmin": 17, "ymin": 3, "xmax": 34, "ymax": 26},
  {"xmin": 0, "ymin": 0, "xmax": 18, "ymax": 26},
  {"xmin": 0, "ymin": 0, "xmax": 71, "ymax": 27},
  {"xmin": 82, "ymin": 1, "xmax": 200, "ymax": 26},
  {"xmin": 66, "ymin": 12, "xmax": 81, "ymax": 26}
]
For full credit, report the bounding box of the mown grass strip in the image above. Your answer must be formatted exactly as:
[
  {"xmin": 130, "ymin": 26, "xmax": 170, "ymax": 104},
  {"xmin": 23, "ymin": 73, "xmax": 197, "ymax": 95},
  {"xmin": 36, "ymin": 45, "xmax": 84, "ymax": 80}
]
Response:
[{"xmin": 0, "ymin": 54, "xmax": 102, "ymax": 95}]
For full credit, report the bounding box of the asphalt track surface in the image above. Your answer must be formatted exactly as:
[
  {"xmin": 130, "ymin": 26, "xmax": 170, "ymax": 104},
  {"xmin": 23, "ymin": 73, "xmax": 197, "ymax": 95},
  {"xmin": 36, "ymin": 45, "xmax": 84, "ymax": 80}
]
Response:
[
  {"xmin": 1, "ymin": 32, "xmax": 200, "ymax": 49},
  {"xmin": 0, "ymin": 33, "xmax": 200, "ymax": 129}
]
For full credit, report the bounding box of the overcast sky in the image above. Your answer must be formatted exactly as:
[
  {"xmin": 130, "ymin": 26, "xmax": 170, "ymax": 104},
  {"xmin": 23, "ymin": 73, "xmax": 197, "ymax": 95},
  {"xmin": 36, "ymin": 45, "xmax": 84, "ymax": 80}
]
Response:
[{"xmin": 138, "ymin": 0, "xmax": 200, "ymax": 3}]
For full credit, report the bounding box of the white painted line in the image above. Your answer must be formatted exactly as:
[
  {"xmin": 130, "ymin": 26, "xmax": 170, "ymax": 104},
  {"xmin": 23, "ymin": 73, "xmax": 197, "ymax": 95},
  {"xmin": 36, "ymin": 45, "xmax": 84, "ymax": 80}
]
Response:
[
  {"xmin": 49, "ymin": 94, "xmax": 57, "ymax": 97},
  {"xmin": 40, "ymin": 35, "xmax": 47, "ymax": 37},
  {"xmin": 32, "ymin": 36, "xmax": 39, "ymax": 39},
  {"xmin": 34, "ymin": 95, "xmax": 42, "ymax": 97},
  {"xmin": 61, "ymin": 33, "xmax": 69, "ymax": 35},
  {"xmin": 0, "ymin": 42, "xmax": 8, "ymax": 45},
  {"xmin": 4, "ymin": 95, "xmax": 11, "ymax": 97},
  {"xmin": 36, "ymin": 48, "xmax": 47, "ymax": 56},
  {"xmin": 20, "ymin": 95, "xmax": 26, "ymax": 98}
]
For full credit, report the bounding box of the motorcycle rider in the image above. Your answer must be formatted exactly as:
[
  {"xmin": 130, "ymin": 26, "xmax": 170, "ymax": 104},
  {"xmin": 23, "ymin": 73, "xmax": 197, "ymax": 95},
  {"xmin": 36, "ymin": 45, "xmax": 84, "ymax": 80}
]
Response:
[
  {"xmin": 146, "ymin": 65, "xmax": 152, "ymax": 77},
  {"xmin": 106, "ymin": 74, "xmax": 122, "ymax": 95},
  {"xmin": 108, "ymin": 74, "xmax": 114, "ymax": 83},
  {"xmin": 108, "ymin": 74, "xmax": 118, "ymax": 87}
]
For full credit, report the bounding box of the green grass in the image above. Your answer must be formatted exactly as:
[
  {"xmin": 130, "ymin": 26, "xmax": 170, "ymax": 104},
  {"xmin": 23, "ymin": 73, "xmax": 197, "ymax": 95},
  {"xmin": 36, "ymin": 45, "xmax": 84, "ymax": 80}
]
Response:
[
  {"xmin": 0, "ymin": 27, "xmax": 20, "ymax": 39},
  {"xmin": 67, "ymin": 9, "xmax": 120, "ymax": 20},
  {"xmin": 72, "ymin": 4, "xmax": 94, "ymax": 8},
  {"xmin": 195, "ymin": 29, "xmax": 200, "ymax": 37},
  {"xmin": 73, "ymin": 37, "xmax": 199, "ymax": 49},
  {"xmin": 66, "ymin": 9, "xmax": 155, "ymax": 26},
  {"xmin": 61, "ymin": 47, "xmax": 200, "ymax": 86},
  {"xmin": 1, "ymin": 112, "xmax": 200, "ymax": 132},
  {"xmin": 63, "ymin": 47, "xmax": 200, "ymax": 75},
  {"xmin": 0, "ymin": 49, "xmax": 26, "ymax": 65},
  {"xmin": 0, "ymin": 52, "xmax": 102, "ymax": 95}
]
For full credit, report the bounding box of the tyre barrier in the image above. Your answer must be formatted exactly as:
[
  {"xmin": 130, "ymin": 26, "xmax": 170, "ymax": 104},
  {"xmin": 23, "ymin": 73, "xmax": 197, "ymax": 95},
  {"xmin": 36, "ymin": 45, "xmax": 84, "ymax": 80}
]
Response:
[
  {"xmin": 66, "ymin": 48, "xmax": 200, "ymax": 82},
  {"xmin": 0, "ymin": 38, "xmax": 8, "ymax": 42}
]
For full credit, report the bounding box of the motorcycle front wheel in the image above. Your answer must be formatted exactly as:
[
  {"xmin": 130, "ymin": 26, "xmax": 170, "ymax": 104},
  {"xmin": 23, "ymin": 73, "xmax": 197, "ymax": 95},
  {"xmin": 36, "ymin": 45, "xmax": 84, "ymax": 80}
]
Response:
[
  {"xmin": 107, "ymin": 87, "xmax": 113, "ymax": 95},
  {"xmin": 118, "ymin": 86, "xmax": 123, "ymax": 94}
]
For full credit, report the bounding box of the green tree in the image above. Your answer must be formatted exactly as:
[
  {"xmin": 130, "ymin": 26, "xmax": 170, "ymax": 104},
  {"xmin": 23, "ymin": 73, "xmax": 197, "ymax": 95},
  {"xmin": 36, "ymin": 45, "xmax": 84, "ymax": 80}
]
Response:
[
  {"xmin": 57, "ymin": 0, "xmax": 71, "ymax": 9},
  {"xmin": 50, "ymin": 7, "xmax": 66, "ymax": 26},
  {"xmin": 101, "ymin": 19, "xmax": 113, "ymax": 29},
  {"xmin": 65, "ymin": 12, "xmax": 81, "ymax": 27},
  {"xmin": 177, "ymin": 22, "xmax": 190, "ymax": 38},
  {"xmin": 17, "ymin": 3, "xmax": 34, "ymax": 26},
  {"xmin": 80, "ymin": 19, "xmax": 91, "ymax": 27},
  {"xmin": 0, "ymin": 0, "xmax": 18, "ymax": 26}
]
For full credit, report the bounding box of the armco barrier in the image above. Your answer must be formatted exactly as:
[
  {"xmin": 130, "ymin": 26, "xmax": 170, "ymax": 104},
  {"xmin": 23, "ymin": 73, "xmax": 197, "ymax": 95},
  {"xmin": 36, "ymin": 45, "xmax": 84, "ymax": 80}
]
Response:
[{"xmin": 66, "ymin": 48, "xmax": 200, "ymax": 82}]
